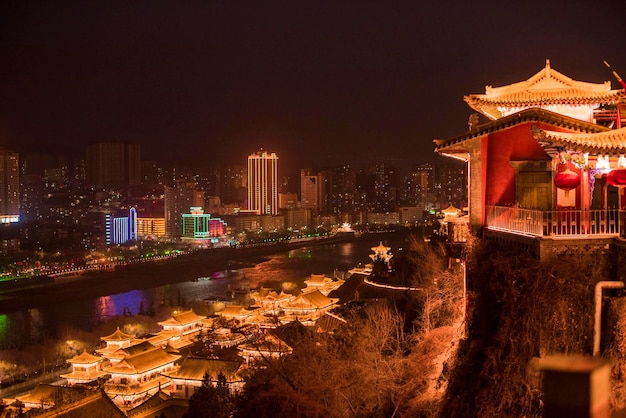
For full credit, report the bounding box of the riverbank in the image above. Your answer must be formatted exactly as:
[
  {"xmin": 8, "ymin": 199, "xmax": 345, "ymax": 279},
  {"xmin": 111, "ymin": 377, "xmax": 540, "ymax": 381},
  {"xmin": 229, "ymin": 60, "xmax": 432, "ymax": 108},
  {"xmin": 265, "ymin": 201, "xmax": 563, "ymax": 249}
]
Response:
[{"xmin": 0, "ymin": 231, "xmax": 406, "ymax": 313}]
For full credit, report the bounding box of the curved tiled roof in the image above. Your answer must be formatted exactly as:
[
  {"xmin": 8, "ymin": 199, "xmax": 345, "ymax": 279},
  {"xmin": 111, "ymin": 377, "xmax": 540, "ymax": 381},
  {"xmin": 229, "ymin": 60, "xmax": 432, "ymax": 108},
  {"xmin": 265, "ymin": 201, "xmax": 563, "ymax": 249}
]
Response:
[
  {"xmin": 465, "ymin": 60, "xmax": 624, "ymax": 119},
  {"xmin": 283, "ymin": 290, "xmax": 337, "ymax": 309},
  {"xmin": 68, "ymin": 350, "xmax": 103, "ymax": 364},
  {"xmin": 162, "ymin": 358, "xmax": 242, "ymax": 382},
  {"xmin": 434, "ymin": 108, "xmax": 608, "ymax": 156},
  {"xmin": 101, "ymin": 327, "xmax": 135, "ymax": 342},
  {"xmin": 158, "ymin": 310, "xmax": 206, "ymax": 327},
  {"xmin": 104, "ymin": 348, "xmax": 180, "ymax": 375},
  {"xmin": 532, "ymin": 125, "xmax": 626, "ymax": 155}
]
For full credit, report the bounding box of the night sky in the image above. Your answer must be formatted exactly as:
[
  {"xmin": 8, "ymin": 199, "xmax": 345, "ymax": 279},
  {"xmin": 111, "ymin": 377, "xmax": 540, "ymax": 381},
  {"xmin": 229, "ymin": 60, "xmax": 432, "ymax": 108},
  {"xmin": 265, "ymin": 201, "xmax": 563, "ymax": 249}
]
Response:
[{"xmin": 1, "ymin": 1, "xmax": 625, "ymax": 174}]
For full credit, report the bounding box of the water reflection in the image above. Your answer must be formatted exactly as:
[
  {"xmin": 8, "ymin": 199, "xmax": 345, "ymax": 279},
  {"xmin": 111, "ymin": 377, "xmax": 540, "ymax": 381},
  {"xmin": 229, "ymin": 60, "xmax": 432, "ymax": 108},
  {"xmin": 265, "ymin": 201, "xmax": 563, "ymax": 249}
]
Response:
[
  {"xmin": 0, "ymin": 234, "xmax": 408, "ymax": 349},
  {"xmin": 96, "ymin": 296, "xmax": 115, "ymax": 318}
]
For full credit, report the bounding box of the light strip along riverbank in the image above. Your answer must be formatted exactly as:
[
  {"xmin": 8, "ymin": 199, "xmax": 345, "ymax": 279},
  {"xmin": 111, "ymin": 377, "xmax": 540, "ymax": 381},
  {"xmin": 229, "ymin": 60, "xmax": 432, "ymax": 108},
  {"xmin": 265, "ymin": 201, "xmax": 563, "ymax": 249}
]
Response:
[{"xmin": 0, "ymin": 231, "xmax": 407, "ymax": 314}]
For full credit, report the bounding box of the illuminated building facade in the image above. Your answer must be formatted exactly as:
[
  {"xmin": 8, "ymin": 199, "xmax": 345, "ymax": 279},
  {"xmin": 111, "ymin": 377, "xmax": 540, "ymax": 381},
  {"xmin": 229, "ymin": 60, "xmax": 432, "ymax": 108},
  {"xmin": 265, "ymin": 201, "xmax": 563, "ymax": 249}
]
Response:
[
  {"xmin": 106, "ymin": 207, "xmax": 138, "ymax": 245},
  {"xmin": 181, "ymin": 207, "xmax": 227, "ymax": 240},
  {"xmin": 0, "ymin": 148, "xmax": 20, "ymax": 224},
  {"xmin": 137, "ymin": 217, "xmax": 166, "ymax": 239},
  {"xmin": 247, "ymin": 151, "xmax": 278, "ymax": 215}
]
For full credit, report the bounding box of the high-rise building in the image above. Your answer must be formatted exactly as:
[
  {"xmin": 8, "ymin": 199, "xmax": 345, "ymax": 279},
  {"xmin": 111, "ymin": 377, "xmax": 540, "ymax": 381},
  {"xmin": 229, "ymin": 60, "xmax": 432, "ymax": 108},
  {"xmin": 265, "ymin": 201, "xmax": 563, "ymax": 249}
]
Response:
[
  {"xmin": 0, "ymin": 149, "xmax": 20, "ymax": 223},
  {"xmin": 434, "ymin": 163, "xmax": 467, "ymax": 208},
  {"xmin": 247, "ymin": 151, "xmax": 278, "ymax": 215},
  {"xmin": 406, "ymin": 163, "xmax": 433, "ymax": 207},
  {"xmin": 217, "ymin": 165, "xmax": 246, "ymax": 205},
  {"xmin": 164, "ymin": 181, "xmax": 196, "ymax": 238},
  {"xmin": 85, "ymin": 142, "xmax": 141, "ymax": 189},
  {"xmin": 300, "ymin": 169, "xmax": 320, "ymax": 212}
]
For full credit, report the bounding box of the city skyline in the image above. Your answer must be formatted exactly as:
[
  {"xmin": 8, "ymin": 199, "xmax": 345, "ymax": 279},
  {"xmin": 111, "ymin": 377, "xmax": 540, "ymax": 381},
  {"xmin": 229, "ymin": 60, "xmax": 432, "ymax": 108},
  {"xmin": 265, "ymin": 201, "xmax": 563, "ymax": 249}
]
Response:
[{"xmin": 1, "ymin": 2, "xmax": 625, "ymax": 175}]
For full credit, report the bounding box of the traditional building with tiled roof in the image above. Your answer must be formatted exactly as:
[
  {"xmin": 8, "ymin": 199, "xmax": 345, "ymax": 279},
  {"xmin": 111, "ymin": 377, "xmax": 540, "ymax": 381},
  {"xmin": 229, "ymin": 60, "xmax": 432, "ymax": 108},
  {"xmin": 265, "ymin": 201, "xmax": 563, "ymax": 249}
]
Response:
[
  {"xmin": 60, "ymin": 350, "xmax": 109, "ymax": 385},
  {"xmin": 162, "ymin": 358, "xmax": 244, "ymax": 398},
  {"xmin": 303, "ymin": 274, "xmax": 344, "ymax": 296},
  {"xmin": 212, "ymin": 327, "xmax": 247, "ymax": 348},
  {"xmin": 97, "ymin": 327, "xmax": 136, "ymax": 356},
  {"xmin": 104, "ymin": 340, "xmax": 157, "ymax": 365},
  {"xmin": 238, "ymin": 333, "xmax": 293, "ymax": 365},
  {"xmin": 103, "ymin": 346, "xmax": 180, "ymax": 407},
  {"xmin": 125, "ymin": 390, "xmax": 189, "ymax": 418},
  {"xmin": 434, "ymin": 59, "xmax": 626, "ymax": 263},
  {"xmin": 158, "ymin": 309, "xmax": 205, "ymax": 337},
  {"xmin": 10, "ymin": 386, "xmax": 126, "ymax": 417},
  {"xmin": 464, "ymin": 59, "xmax": 624, "ymax": 121},
  {"xmin": 280, "ymin": 289, "xmax": 339, "ymax": 321},
  {"xmin": 532, "ymin": 125, "xmax": 626, "ymax": 155},
  {"xmin": 252, "ymin": 289, "xmax": 295, "ymax": 315},
  {"xmin": 219, "ymin": 304, "xmax": 259, "ymax": 321},
  {"xmin": 156, "ymin": 309, "xmax": 206, "ymax": 350}
]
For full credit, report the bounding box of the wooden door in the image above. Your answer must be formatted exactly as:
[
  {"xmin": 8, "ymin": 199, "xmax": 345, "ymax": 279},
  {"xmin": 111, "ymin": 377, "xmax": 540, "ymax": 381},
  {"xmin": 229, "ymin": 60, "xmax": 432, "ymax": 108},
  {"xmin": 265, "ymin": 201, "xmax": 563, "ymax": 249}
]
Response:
[{"xmin": 517, "ymin": 171, "xmax": 552, "ymax": 210}]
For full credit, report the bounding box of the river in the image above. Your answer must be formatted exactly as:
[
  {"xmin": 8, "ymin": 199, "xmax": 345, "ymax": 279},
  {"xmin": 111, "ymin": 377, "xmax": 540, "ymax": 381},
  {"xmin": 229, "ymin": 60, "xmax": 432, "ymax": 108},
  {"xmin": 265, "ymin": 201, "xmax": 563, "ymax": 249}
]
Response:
[{"xmin": 0, "ymin": 232, "xmax": 412, "ymax": 349}]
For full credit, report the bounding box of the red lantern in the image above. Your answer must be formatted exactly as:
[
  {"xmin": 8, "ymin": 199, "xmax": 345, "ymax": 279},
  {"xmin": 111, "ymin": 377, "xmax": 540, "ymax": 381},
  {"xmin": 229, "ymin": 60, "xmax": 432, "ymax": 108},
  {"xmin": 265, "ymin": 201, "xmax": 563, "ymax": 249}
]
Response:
[
  {"xmin": 607, "ymin": 168, "xmax": 626, "ymax": 187},
  {"xmin": 554, "ymin": 168, "xmax": 580, "ymax": 197}
]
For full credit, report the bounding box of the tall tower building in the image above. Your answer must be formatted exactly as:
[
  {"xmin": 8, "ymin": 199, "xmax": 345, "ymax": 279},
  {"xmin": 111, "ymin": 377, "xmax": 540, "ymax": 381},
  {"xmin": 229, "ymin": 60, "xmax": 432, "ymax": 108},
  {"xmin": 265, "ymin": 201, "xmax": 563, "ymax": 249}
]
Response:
[
  {"xmin": 407, "ymin": 163, "xmax": 433, "ymax": 207},
  {"xmin": 247, "ymin": 151, "xmax": 278, "ymax": 215},
  {"xmin": 164, "ymin": 181, "xmax": 196, "ymax": 238},
  {"xmin": 85, "ymin": 142, "xmax": 141, "ymax": 189},
  {"xmin": 300, "ymin": 169, "xmax": 320, "ymax": 212},
  {"xmin": 0, "ymin": 149, "xmax": 19, "ymax": 223}
]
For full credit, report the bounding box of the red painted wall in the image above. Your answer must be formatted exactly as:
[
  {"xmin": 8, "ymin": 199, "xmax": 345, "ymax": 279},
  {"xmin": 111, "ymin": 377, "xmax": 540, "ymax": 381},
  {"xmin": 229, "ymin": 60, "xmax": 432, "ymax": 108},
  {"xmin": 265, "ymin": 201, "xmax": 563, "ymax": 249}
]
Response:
[{"xmin": 483, "ymin": 122, "xmax": 581, "ymax": 207}]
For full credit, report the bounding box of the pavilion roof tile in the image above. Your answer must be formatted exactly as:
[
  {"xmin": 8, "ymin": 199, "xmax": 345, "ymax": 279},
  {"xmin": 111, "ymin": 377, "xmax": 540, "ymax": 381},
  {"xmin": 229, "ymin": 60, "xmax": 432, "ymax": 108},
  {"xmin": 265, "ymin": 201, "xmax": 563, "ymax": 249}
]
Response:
[
  {"xmin": 162, "ymin": 358, "xmax": 242, "ymax": 382},
  {"xmin": 239, "ymin": 333, "xmax": 292, "ymax": 354},
  {"xmin": 434, "ymin": 108, "xmax": 608, "ymax": 157},
  {"xmin": 67, "ymin": 350, "xmax": 103, "ymax": 364},
  {"xmin": 465, "ymin": 60, "xmax": 624, "ymax": 119},
  {"xmin": 104, "ymin": 348, "xmax": 180, "ymax": 375},
  {"xmin": 158, "ymin": 310, "xmax": 205, "ymax": 327},
  {"xmin": 532, "ymin": 125, "xmax": 626, "ymax": 155},
  {"xmin": 100, "ymin": 327, "xmax": 135, "ymax": 342},
  {"xmin": 16, "ymin": 384, "xmax": 57, "ymax": 405},
  {"xmin": 114, "ymin": 340, "xmax": 157, "ymax": 357},
  {"xmin": 283, "ymin": 290, "xmax": 337, "ymax": 309}
]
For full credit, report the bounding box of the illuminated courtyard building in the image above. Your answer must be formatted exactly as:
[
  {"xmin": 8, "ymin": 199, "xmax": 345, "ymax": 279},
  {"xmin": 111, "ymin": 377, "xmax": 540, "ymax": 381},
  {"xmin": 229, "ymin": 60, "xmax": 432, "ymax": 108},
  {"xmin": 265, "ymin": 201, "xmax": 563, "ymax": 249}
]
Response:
[
  {"xmin": 247, "ymin": 151, "xmax": 279, "ymax": 215},
  {"xmin": 434, "ymin": 59, "xmax": 626, "ymax": 262}
]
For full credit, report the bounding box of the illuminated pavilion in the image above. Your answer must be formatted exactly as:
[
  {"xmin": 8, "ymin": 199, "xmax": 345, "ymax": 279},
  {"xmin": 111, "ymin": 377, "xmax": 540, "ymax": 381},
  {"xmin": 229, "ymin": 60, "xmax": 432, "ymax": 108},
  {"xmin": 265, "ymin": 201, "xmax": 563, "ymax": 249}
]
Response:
[
  {"xmin": 434, "ymin": 59, "xmax": 626, "ymax": 260},
  {"xmin": 61, "ymin": 350, "xmax": 109, "ymax": 385}
]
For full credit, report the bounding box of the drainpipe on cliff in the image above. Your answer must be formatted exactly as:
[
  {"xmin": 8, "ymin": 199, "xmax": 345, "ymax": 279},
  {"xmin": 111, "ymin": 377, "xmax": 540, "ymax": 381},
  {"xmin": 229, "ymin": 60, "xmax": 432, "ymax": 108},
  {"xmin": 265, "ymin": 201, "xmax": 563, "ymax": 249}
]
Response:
[{"xmin": 593, "ymin": 281, "xmax": 625, "ymax": 357}]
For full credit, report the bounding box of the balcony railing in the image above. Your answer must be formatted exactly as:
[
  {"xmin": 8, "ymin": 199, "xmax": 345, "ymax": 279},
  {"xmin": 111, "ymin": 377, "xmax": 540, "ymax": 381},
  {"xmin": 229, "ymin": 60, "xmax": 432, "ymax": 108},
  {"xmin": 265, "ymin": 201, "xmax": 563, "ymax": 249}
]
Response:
[{"xmin": 486, "ymin": 206, "xmax": 623, "ymax": 238}]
